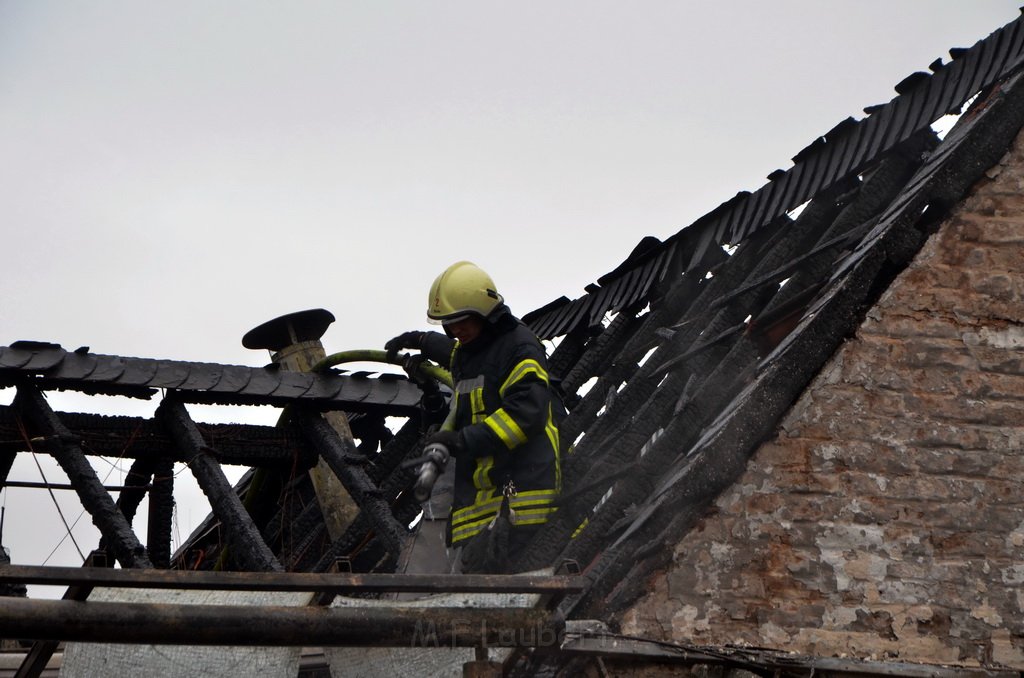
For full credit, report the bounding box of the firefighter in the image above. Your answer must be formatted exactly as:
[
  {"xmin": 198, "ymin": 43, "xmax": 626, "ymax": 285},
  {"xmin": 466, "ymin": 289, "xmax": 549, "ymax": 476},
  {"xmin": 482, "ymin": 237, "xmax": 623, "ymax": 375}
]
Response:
[{"xmin": 385, "ymin": 261, "xmax": 562, "ymax": 572}]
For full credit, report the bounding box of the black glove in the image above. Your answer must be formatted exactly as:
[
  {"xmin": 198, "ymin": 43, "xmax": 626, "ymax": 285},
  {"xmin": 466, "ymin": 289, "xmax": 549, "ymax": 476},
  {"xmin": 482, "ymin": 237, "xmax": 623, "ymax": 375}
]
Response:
[
  {"xmin": 424, "ymin": 429, "xmax": 464, "ymax": 458},
  {"xmin": 401, "ymin": 353, "xmax": 435, "ymax": 390},
  {"xmin": 384, "ymin": 330, "xmax": 425, "ymax": 362}
]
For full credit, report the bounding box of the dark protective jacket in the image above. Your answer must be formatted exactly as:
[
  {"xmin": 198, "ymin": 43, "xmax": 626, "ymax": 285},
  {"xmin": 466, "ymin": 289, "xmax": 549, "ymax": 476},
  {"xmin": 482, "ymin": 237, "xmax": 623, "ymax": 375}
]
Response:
[{"xmin": 421, "ymin": 304, "xmax": 562, "ymax": 545}]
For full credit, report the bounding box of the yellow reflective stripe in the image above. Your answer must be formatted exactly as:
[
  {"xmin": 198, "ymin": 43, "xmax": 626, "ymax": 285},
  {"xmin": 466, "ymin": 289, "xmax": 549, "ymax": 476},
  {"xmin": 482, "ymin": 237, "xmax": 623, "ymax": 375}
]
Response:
[
  {"xmin": 571, "ymin": 517, "xmax": 589, "ymax": 539},
  {"xmin": 473, "ymin": 456, "xmax": 494, "ymax": 505},
  {"xmin": 451, "ymin": 516, "xmax": 493, "ymax": 542},
  {"xmin": 471, "ymin": 387, "xmax": 486, "ymax": 423},
  {"xmin": 512, "ymin": 507, "xmax": 558, "ymax": 526},
  {"xmin": 452, "ymin": 496, "xmax": 504, "ymax": 525},
  {"xmin": 545, "ymin": 420, "xmax": 558, "ymax": 453},
  {"xmin": 499, "ymin": 359, "xmax": 549, "ymax": 398},
  {"xmin": 484, "ymin": 408, "xmax": 527, "ymax": 449},
  {"xmin": 509, "ymin": 489, "xmax": 559, "ymax": 504},
  {"xmin": 545, "ymin": 404, "xmax": 562, "ymax": 492},
  {"xmin": 451, "ymin": 505, "xmax": 558, "ymax": 542},
  {"xmin": 451, "ymin": 490, "xmax": 559, "ymax": 527}
]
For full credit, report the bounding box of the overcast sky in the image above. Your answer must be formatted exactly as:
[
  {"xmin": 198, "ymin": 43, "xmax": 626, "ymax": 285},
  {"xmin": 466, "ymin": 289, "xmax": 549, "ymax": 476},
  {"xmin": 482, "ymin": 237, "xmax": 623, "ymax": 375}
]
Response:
[{"xmin": 1, "ymin": 1, "xmax": 1020, "ymax": 584}]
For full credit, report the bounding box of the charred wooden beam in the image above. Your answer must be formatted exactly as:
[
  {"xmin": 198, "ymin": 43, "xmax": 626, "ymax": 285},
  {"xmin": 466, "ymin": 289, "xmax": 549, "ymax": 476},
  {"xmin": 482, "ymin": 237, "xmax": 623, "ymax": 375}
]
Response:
[
  {"xmin": 156, "ymin": 397, "xmax": 282, "ymax": 572},
  {"xmin": 147, "ymin": 457, "xmax": 174, "ymax": 569},
  {"xmin": 546, "ymin": 323, "xmax": 589, "ymax": 381},
  {"xmin": 282, "ymin": 514, "xmax": 329, "ymax": 572},
  {"xmin": 97, "ymin": 456, "xmax": 155, "ymax": 561},
  {"xmin": 366, "ymin": 417, "xmax": 422, "ymax": 486},
  {"xmin": 277, "ymin": 421, "xmax": 421, "ymax": 573},
  {"xmin": 0, "ymin": 406, "xmax": 314, "ymax": 467},
  {"xmin": 113, "ymin": 458, "xmax": 153, "ymax": 525},
  {"xmin": 13, "ymin": 385, "xmax": 152, "ymax": 569},
  {"xmin": 293, "ymin": 409, "xmax": 409, "ymax": 559},
  {"xmin": 0, "ymin": 596, "xmax": 564, "ymax": 648}
]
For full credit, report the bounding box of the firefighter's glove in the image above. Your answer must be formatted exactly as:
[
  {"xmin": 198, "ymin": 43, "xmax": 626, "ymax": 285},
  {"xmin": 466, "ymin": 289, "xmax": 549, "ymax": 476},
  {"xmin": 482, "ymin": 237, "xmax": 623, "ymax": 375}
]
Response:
[
  {"xmin": 424, "ymin": 430, "xmax": 464, "ymax": 459},
  {"xmin": 401, "ymin": 353, "xmax": 433, "ymax": 389},
  {"xmin": 384, "ymin": 331, "xmax": 425, "ymax": 362}
]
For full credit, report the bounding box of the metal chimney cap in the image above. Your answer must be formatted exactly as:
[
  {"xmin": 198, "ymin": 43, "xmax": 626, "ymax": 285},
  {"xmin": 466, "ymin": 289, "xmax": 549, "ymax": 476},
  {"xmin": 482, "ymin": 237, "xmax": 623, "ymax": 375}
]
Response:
[{"xmin": 242, "ymin": 309, "xmax": 336, "ymax": 351}]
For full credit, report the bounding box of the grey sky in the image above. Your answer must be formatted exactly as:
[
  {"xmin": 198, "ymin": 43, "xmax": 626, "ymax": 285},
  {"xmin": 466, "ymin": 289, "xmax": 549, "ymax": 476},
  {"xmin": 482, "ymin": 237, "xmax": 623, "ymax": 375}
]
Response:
[{"xmin": 1, "ymin": 1, "xmax": 1019, "ymax": 581}]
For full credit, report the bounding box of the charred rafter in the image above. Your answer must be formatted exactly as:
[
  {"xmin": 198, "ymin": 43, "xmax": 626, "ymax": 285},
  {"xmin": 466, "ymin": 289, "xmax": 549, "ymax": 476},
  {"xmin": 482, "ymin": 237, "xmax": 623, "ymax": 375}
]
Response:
[
  {"xmin": 13, "ymin": 384, "xmax": 152, "ymax": 569},
  {"xmin": 293, "ymin": 409, "xmax": 409, "ymax": 562},
  {"xmin": 156, "ymin": 397, "xmax": 282, "ymax": 572}
]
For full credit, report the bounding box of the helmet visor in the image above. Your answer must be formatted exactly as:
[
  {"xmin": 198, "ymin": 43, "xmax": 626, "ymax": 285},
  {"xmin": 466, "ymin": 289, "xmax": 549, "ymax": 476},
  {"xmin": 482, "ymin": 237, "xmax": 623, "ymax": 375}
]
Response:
[{"xmin": 428, "ymin": 313, "xmax": 471, "ymax": 326}]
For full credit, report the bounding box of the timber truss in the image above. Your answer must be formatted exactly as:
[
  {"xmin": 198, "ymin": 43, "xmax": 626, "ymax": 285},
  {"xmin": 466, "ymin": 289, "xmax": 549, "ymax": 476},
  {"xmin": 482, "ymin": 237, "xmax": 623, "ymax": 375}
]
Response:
[{"xmin": 0, "ymin": 337, "xmax": 426, "ymax": 574}]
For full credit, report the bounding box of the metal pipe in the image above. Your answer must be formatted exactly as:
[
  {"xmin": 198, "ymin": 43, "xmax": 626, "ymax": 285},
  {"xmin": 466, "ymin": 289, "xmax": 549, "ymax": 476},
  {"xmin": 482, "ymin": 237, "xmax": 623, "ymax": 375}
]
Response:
[
  {"xmin": 3, "ymin": 480, "xmax": 151, "ymax": 491},
  {"xmin": 0, "ymin": 564, "xmax": 584, "ymax": 596},
  {"xmin": 0, "ymin": 597, "xmax": 564, "ymax": 648}
]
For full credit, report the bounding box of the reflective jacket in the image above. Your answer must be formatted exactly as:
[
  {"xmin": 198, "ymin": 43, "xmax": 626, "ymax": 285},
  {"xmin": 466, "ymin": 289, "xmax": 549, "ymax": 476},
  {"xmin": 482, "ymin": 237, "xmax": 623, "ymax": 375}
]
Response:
[{"xmin": 421, "ymin": 305, "xmax": 562, "ymax": 545}]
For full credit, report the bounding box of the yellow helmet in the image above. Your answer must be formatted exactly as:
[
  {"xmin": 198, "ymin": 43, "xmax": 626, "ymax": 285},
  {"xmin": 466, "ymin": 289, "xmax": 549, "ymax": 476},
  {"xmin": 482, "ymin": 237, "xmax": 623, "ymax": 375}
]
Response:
[{"xmin": 427, "ymin": 261, "xmax": 503, "ymax": 323}]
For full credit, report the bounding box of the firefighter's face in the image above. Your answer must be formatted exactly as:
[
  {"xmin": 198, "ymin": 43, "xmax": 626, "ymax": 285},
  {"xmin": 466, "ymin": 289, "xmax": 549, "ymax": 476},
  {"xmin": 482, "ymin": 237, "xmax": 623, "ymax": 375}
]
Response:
[{"xmin": 444, "ymin": 316, "xmax": 485, "ymax": 344}]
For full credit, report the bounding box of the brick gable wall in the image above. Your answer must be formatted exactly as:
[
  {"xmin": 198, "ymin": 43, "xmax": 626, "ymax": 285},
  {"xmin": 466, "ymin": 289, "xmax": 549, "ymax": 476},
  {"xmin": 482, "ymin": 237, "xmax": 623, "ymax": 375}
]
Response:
[{"xmin": 620, "ymin": 127, "xmax": 1024, "ymax": 669}]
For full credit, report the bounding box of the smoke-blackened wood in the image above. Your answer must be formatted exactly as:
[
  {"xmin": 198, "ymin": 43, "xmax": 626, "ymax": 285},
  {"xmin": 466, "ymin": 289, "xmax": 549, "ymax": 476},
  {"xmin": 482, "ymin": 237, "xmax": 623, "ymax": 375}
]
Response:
[
  {"xmin": 554, "ymin": 221, "xmax": 774, "ymax": 456},
  {"xmin": 282, "ymin": 504, "xmax": 330, "ymax": 572},
  {"xmin": 0, "ymin": 406, "xmax": 313, "ymax": 468},
  {"xmin": 310, "ymin": 513, "xmax": 371, "ymax": 572},
  {"xmin": 97, "ymin": 457, "xmax": 154, "ymax": 558},
  {"xmin": 294, "ymin": 409, "xmax": 408, "ymax": 560},
  {"xmin": 0, "ymin": 345, "xmax": 424, "ymax": 414},
  {"xmin": 560, "ymin": 310, "xmax": 639, "ymax": 399},
  {"xmin": 365, "ymin": 417, "xmax": 421, "ymax": 486},
  {"xmin": 156, "ymin": 397, "xmax": 282, "ymax": 572},
  {"xmin": 147, "ymin": 457, "xmax": 174, "ymax": 569},
  {"xmin": 304, "ymin": 423, "xmax": 421, "ymax": 573},
  {"xmin": 546, "ymin": 323, "xmax": 589, "ymax": 382},
  {"xmin": 515, "ymin": 228, "xmax": 785, "ymax": 572},
  {"xmin": 115, "ymin": 457, "xmax": 154, "ymax": 525},
  {"xmin": 349, "ymin": 413, "xmax": 393, "ymax": 454},
  {"xmin": 522, "ymin": 180, "xmax": 867, "ymax": 574},
  {"xmin": 14, "ymin": 385, "xmax": 153, "ymax": 570},
  {"xmin": 542, "ymin": 185, "xmax": 865, "ymax": 573},
  {"xmin": 759, "ymin": 129, "xmax": 938, "ymax": 321}
]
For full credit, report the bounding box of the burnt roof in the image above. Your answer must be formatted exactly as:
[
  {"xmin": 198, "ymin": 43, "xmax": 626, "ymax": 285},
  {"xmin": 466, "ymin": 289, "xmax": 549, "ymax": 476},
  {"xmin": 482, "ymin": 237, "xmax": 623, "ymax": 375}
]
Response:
[
  {"xmin": 0, "ymin": 342, "xmax": 422, "ymax": 414},
  {"xmin": 511, "ymin": 16, "xmax": 1024, "ymax": 627},
  {"xmin": 3, "ymin": 9, "xmax": 1024, "ymax": 672}
]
